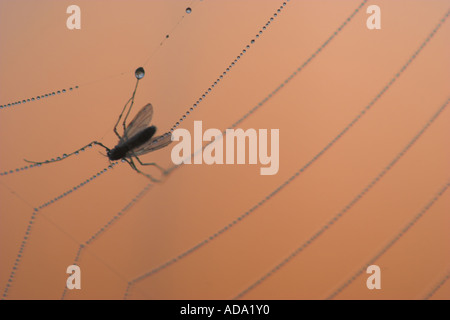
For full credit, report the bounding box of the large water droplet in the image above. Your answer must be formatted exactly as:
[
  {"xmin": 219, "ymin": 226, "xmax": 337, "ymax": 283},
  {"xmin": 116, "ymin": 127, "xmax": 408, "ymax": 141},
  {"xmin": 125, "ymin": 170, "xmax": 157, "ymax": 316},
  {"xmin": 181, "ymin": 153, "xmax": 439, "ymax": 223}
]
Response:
[
  {"xmin": 186, "ymin": 7, "xmax": 192, "ymax": 14},
  {"xmin": 135, "ymin": 67, "xmax": 145, "ymax": 79}
]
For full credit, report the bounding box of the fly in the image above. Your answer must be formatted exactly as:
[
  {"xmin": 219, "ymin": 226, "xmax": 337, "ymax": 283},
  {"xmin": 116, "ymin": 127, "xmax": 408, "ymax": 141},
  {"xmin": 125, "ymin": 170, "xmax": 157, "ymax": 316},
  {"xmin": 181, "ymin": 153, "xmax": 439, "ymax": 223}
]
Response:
[{"xmin": 24, "ymin": 67, "xmax": 172, "ymax": 182}]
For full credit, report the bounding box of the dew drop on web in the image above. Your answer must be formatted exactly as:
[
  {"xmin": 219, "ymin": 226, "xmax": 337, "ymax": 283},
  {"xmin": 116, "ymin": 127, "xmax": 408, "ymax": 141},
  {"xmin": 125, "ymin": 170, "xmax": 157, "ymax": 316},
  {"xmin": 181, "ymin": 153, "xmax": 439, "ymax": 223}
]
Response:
[{"xmin": 135, "ymin": 67, "xmax": 145, "ymax": 79}]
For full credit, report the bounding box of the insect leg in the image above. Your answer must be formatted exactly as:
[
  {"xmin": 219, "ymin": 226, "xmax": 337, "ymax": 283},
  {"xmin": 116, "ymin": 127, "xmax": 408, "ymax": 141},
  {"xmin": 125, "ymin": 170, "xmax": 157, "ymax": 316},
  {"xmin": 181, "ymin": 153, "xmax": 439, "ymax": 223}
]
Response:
[
  {"xmin": 121, "ymin": 79, "xmax": 141, "ymax": 140},
  {"xmin": 113, "ymin": 96, "xmax": 132, "ymax": 140},
  {"xmin": 124, "ymin": 158, "xmax": 161, "ymax": 183},
  {"xmin": 113, "ymin": 78, "xmax": 140, "ymax": 140},
  {"xmin": 24, "ymin": 141, "xmax": 110, "ymax": 165},
  {"xmin": 133, "ymin": 155, "xmax": 168, "ymax": 175}
]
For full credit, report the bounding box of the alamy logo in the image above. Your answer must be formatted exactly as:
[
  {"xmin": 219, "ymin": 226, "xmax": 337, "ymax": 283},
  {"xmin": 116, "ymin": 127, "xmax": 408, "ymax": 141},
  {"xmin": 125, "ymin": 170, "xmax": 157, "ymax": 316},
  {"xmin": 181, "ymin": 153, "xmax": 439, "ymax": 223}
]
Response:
[{"xmin": 171, "ymin": 121, "xmax": 279, "ymax": 175}]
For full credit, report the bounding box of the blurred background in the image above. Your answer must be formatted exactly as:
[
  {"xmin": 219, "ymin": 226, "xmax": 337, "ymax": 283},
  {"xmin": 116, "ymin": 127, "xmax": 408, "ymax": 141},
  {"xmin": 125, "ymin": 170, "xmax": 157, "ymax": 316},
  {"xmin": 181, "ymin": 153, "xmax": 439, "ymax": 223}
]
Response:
[{"xmin": 0, "ymin": 0, "xmax": 449, "ymax": 299}]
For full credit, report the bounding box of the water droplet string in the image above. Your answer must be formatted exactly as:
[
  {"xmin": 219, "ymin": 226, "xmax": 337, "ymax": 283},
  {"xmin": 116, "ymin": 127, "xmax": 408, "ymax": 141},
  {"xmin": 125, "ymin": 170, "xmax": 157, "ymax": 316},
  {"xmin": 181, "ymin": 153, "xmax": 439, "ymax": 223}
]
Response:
[
  {"xmin": 326, "ymin": 179, "xmax": 450, "ymax": 300},
  {"xmin": 123, "ymin": 8, "xmax": 449, "ymax": 297},
  {"xmin": 0, "ymin": 3, "xmax": 199, "ymax": 111},
  {"xmin": 233, "ymin": 97, "xmax": 450, "ymax": 300},
  {"xmin": 165, "ymin": 1, "xmax": 291, "ymax": 134},
  {"xmin": 61, "ymin": 183, "xmax": 153, "ymax": 300},
  {"xmin": 2, "ymin": 163, "xmax": 118, "ymax": 299},
  {"xmin": 423, "ymin": 268, "xmax": 450, "ymax": 300},
  {"xmin": 0, "ymin": 86, "xmax": 79, "ymax": 110}
]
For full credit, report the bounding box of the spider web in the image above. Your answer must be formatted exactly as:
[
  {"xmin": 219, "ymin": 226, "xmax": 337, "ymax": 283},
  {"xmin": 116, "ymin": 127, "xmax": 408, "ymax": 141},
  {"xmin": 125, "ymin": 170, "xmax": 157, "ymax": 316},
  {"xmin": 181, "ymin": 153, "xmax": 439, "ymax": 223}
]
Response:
[{"xmin": 0, "ymin": 0, "xmax": 449, "ymax": 300}]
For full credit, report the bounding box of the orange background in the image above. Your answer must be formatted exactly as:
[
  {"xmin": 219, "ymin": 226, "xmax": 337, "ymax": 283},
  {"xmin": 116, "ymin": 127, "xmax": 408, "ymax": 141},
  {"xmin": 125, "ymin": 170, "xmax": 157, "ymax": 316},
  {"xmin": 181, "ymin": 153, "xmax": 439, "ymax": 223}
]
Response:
[{"xmin": 0, "ymin": 0, "xmax": 449, "ymax": 300}]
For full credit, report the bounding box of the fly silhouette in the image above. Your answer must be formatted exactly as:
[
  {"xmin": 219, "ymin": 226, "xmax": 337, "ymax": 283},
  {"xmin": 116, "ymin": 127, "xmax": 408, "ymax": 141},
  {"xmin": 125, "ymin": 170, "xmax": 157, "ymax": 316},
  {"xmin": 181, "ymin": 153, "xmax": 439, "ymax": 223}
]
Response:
[{"xmin": 25, "ymin": 67, "xmax": 172, "ymax": 182}]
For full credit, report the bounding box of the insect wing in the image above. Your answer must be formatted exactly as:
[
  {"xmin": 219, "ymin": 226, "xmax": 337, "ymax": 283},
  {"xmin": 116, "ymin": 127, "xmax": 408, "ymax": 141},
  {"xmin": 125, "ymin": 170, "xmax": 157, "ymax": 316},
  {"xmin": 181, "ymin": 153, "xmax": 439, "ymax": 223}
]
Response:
[
  {"xmin": 121, "ymin": 103, "xmax": 154, "ymax": 142},
  {"xmin": 131, "ymin": 133, "xmax": 173, "ymax": 156}
]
